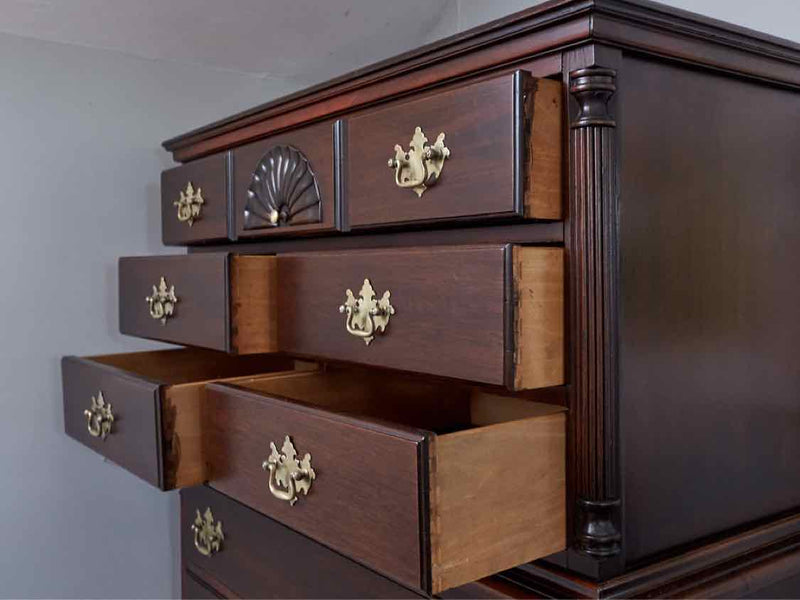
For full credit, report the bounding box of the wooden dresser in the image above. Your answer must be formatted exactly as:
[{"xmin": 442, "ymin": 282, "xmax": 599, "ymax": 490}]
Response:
[{"xmin": 61, "ymin": 0, "xmax": 800, "ymax": 597}]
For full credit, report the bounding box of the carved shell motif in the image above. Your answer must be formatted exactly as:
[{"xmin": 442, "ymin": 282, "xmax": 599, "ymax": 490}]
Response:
[{"xmin": 243, "ymin": 145, "xmax": 322, "ymax": 230}]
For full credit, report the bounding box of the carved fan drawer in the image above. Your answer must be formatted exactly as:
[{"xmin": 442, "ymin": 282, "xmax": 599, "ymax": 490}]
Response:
[
  {"xmin": 279, "ymin": 244, "xmax": 564, "ymax": 391},
  {"xmin": 204, "ymin": 368, "xmax": 567, "ymax": 594},
  {"xmin": 119, "ymin": 253, "xmax": 276, "ymax": 354},
  {"xmin": 346, "ymin": 71, "xmax": 562, "ymax": 228},
  {"xmin": 181, "ymin": 485, "xmax": 421, "ymax": 599},
  {"xmin": 232, "ymin": 120, "xmax": 340, "ymax": 239},
  {"xmin": 162, "ymin": 152, "xmax": 230, "ymax": 246},
  {"xmin": 61, "ymin": 349, "xmax": 297, "ymax": 490}
]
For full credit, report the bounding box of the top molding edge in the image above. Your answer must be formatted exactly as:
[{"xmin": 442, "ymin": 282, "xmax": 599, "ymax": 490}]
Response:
[{"xmin": 162, "ymin": 0, "xmax": 800, "ymax": 159}]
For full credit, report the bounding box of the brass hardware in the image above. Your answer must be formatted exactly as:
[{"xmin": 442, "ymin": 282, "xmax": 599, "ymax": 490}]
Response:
[
  {"xmin": 262, "ymin": 436, "xmax": 315, "ymax": 506},
  {"xmin": 145, "ymin": 276, "xmax": 178, "ymax": 325},
  {"xmin": 84, "ymin": 391, "xmax": 114, "ymax": 440},
  {"xmin": 174, "ymin": 182, "xmax": 204, "ymax": 226},
  {"xmin": 388, "ymin": 126, "xmax": 450, "ymax": 197},
  {"xmin": 338, "ymin": 278, "xmax": 395, "ymax": 345},
  {"xmin": 191, "ymin": 508, "xmax": 224, "ymax": 557}
]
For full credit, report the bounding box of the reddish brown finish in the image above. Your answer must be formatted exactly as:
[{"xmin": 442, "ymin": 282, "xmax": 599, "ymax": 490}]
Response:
[
  {"xmin": 516, "ymin": 512, "xmax": 800, "ymax": 598},
  {"xmin": 181, "ymin": 570, "xmax": 222, "ymax": 599},
  {"xmin": 347, "ymin": 72, "xmax": 523, "ymax": 227},
  {"xmin": 162, "ymin": 1, "xmax": 800, "ymax": 163},
  {"xmin": 162, "ymin": 152, "xmax": 230, "ymax": 245},
  {"xmin": 62, "ymin": 349, "xmax": 296, "ymax": 490},
  {"xmin": 618, "ymin": 55, "xmax": 800, "ymax": 564},
  {"xmin": 190, "ymin": 221, "xmax": 564, "ymax": 255},
  {"xmin": 204, "ymin": 382, "xmax": 426, "ymax": 590},
  {"xmin": 119, "ymin": 254, "xmax": 230, "ymax": 351},
  {"xmin": 63, "ymin": 355, "xmax": 163, "ymax": 487},
  {"xmin": 278, "ymin": 245, "xmax": 507, "ymax": 385},
  {"xmin": 232, "ymin": 121, "xmax": 338, "ymax": 238},
  {"xmin": 181, "ymin": 486, "xmax": 421, "ymax": 599}
]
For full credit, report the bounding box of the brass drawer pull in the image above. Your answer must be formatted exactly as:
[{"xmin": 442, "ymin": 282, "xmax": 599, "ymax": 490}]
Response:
[
  {"xmin": 84, "ymin": 391, "xmax": 114, "ymax": 440},
  {"xmin": 339, "ymin": 278, "xmax": 395, "ymax": 346},
  {"xmin": 191, "ymin": 508, "xmax": 224, "ymax": 557},
  {"xmin": 387, "ymin": 126, "xmax": 450, "ymax": 197},
  {"xmin": 145, "ymin": 276, "xmax": 178, "ymax": 324},
  {"xmin": 262, "ymin": 436, "xmax": 315, "ymax": 506},
  {"xmin": 174, "ymin": 182, "xmax": 204, "ymax": 226}
]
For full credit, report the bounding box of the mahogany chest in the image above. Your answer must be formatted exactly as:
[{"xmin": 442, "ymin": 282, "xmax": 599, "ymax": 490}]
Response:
[{"xmin": 62, "ymin": 0, "xmax": 800, "ymax": 597}]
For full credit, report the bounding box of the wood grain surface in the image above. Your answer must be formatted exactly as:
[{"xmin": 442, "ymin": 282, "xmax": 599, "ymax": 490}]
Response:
[
  {"xmin": 204, "ymin": 377, "xmax": 427, "ymax": 589},
  {"xmin": 119, "ymin": 253, "xmax": 230, "ymax": 351},
  {"xmin": 181, "ymin": 485, "xmax": 421, "ymax": 598},
  {"xmin": 229, "ymin": 255, "xmax": 278, "ymax": 354},
  {"xmin": 513, "ymin": 246, "xmax": 564, "ymax": 389},
  {"xmin": 277, "ymin": 245, "xmax": 508, "ymax": 384},
  {"xmin": 232, "ymin": 121, "xmax": 338, "ymax": 238},
  {"xmin": 63, "ymin": 350, "xmax": 297, "ymax": 490},
  {"xmin": 429, "ymin": 408, "xmax": 566, "ymax": 592},
  {"xmin": 62, "ymin": 355, "xmax": 163, "ymax": 487},
  {"xmin": 347, "ymin": 72, "xmax": 560, "ymax": 227},
  {"xmin": 162, "ymin": 152, "xmax": 230, "ymax": 245}
]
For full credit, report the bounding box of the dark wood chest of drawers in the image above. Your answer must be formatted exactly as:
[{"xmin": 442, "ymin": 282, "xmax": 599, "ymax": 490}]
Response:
[{"xmin": 62, "ymin": 0, "xmax": 800, "ymax": 597}]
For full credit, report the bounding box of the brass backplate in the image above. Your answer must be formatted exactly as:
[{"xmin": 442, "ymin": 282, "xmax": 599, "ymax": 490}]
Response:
[{"xmin": 338, "ymin": 278, "xmax": 395, "ymax": 345}]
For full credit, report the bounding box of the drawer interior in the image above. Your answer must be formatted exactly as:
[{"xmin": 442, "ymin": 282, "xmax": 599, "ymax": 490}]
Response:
[
  {"xmin": 89, "ymin": 348, "xmax": 296, "ymax": 385},
  {"xmin": 81, "ymin": 349, "xmax": 303, "ymax": 489},
  {"xmin": 234, "ymin": 366, "xmax": 563, "ymax": 434},
  {"xmin": 226, "ymin": 365, "xmax": 566, "ymax": 592}
]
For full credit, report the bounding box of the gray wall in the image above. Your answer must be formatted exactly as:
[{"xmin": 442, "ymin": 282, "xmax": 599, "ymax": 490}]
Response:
[
  {"xmin": 0, "ymin": 33, "xmax": 293, "ymax": 598},
  {"xmin": 425, "ymin": 0, "xmax": 800, "ymax": 44},
  {"xmin": 1, "ymin": 1, "xmax": 796, "ymax": 598}
]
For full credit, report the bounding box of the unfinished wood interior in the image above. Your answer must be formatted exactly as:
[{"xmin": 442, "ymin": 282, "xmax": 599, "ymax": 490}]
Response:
[
  {"xmin": 90, "ymin": 348, "xmax": 295, "ymax": 383},
  {"xmin": 229, "ymin": 366, "xmax": 566, "ymax": 592},
  {"xmin": 89, "ymin": 349, "xmax": 303, "ymax": 489},
  {"xmin": 513, "ymin": 246, "xmax": 565, "ymax": 390},
  {"xmin": 229, "ymin": 255, "xmax": 278, "ymax": 354},
  {"xmin": 525, "ymin": 78, "xmax": 563, "ymax": 220}
]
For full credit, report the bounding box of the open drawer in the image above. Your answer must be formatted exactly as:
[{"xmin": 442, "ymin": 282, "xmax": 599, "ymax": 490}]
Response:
[
  {"xmin": 62, "ymin": 348, "xmax": 299, "ymax": 489},
  {"xmin": 119, "ymin": 253, "xmax": 277, "ymax": 354},
  {"xmin": 204, "ymin": 367, "xmax": 566, "ymax": 593}
]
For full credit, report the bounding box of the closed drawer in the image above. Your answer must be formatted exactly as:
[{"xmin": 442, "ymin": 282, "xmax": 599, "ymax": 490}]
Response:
[
  {"xmin": 279, "ymin": 244, "xmax": 564, "ymax": 390},
  {"xmin": 119, "ymin": 253, "xmax": 276, "ymax": 354},
  {"xmin": 205, "ymin": 369, "xmax": 566, "ymax": 594},
  {"xmin": 346, "ymin": 71, "xmax": 562, "ymax": 228},
  {"xmin": 61, "ymin": 348, "xmax": 296, "ymax": 489},
  {"xmin": 162, "ymin": 152, "xmax": 230, "ymax": 245},
  {"xmin": 181, "ymin": 485, "xmax": 420, "ymax": 599},
  {"xmin": 232, "ymin": 121, "xmax": 340, "ymax": 239}
]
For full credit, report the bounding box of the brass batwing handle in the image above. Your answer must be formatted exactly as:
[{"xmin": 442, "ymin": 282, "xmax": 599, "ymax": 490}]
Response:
[
  {"xmin": 387, "ymin": 126, "xmax": 450, "ymax": 197},
  {"xmin": 84, "ymin": 391, "xmax": 114, "ymax": 440},
  {"xmin": 262, "ymin": 436, "xmax": 315, "ymax": 506},
  {"xmin": 338, "ymin": 278, "xmax": 395, "ymax": 346},
  {"xmin": 145, "ymin": 276, "xmax": 178, "ymax": 325},
  {"xmin": 174, "ymin": 181, "xmax": 204, "ymax": 226},
  {"xmin": 191, "ymin": 508, "xmax": 224, "ymax": 557}
]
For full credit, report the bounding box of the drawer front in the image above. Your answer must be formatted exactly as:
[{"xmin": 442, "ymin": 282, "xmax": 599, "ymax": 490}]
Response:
[
  {"xmin": 233, "ymin": 121, "xmax": 340, "ymax": 239},
  {"xmin": 279, "ymin": 245, "xmax": 508, "ymax": 385},
  {"xmin": 162, "ymin": 152, "xmax": 230, "ymax": 245},
  {"xmin": 181, "ymin": 570, "xmax": 222, "ymax": 599},
  {"xmin": 119, "ymin": 254, "xmax": 229, "ymax": 351},
  {"xmin": 347, "ymin": 71, "xmax": 562, "ymax": 227},
  {"xmin": 205, "ymin": 384, "xmax": 426, "ymax": 590},
  {"xmin": 181, "ymin": 486, "xmax": 420, "ymax": 599},
  {"xmin": 278, "ymin": 245, "xmax": 563, "ymax": 390},
  {"xmin": 62, "ymin": 356, "xmax": 162, "ymax": 487}
]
